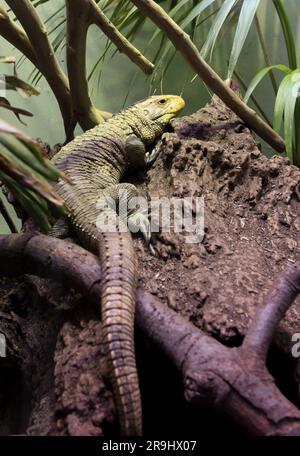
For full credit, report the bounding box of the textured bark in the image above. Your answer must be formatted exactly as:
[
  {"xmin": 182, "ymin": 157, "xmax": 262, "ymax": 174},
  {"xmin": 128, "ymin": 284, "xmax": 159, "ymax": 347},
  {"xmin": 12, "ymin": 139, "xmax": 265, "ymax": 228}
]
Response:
[{"xmin": 1, "ymin": 98, "xmax": 300, "ymax": 435}]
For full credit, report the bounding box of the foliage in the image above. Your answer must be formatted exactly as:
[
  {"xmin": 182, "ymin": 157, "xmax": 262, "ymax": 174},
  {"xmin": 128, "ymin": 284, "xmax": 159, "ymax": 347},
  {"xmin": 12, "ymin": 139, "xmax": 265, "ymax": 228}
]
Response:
[
  {"xmin": 0, "ymin": 0, "xmax": 300, "ymax": 232},
  {"xmin": 0, "ymin": 119, "xmax": 66, "ymax": 232},
  {"xmin": 0, "ymin": 55, "xmax": 39, "ymax": 124},
  {"xmin": 28, "ymin": 0, "xmax": 300, "ymax": 164}
]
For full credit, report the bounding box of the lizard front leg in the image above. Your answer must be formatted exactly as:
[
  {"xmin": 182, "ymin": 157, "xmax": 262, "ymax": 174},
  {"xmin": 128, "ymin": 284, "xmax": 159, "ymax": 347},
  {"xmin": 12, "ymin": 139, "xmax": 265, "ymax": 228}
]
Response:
[{"xmin": 98, "ymin": 183, "xmax": 154, "ymax": 253}]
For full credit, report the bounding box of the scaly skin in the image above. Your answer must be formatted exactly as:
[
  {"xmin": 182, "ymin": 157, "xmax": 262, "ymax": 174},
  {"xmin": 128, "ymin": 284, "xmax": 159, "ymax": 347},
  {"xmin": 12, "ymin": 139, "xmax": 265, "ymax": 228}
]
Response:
[{"xmin": 52, "ymin": 95, "xmax": 185, "ymax": 435}]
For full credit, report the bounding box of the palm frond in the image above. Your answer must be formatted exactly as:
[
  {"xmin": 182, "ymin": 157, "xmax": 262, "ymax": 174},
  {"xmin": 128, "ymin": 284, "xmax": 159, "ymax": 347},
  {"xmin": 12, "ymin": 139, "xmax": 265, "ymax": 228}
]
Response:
[{"xmin": 0, "ymin": 119, "xmax": 67, "ymax": 232}]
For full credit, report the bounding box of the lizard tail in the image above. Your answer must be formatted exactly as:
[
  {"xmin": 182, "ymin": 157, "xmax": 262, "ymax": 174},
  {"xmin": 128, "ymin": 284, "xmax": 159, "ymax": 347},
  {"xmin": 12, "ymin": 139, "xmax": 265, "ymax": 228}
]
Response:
[{"xmin": 99, "ymin": 229, "xmax": 142, "ymax": 436}]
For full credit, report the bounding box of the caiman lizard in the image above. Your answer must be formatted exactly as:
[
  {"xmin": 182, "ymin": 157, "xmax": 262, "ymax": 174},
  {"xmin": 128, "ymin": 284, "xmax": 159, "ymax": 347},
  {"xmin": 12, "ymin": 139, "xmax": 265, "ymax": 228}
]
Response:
[{"xmin": 52, "ymin": 95, "xmax": 185, "ymax": 435}]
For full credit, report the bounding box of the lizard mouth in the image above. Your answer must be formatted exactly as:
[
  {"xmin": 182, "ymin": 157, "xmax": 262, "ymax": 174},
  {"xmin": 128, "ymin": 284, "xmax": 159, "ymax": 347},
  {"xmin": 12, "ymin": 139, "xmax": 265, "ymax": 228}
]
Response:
[
  {"xmin": 152, "ymin": 96, "xmax": 185, "ymax": 121},
  {"xmin": 169, "ymin": 96, "xmax": 186, "ymax": 115}
]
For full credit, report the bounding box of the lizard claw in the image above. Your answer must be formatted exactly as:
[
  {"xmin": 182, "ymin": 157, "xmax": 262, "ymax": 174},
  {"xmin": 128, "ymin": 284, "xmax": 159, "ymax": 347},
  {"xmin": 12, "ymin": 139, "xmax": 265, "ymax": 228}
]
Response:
[
  {"xmin": 148, "ymin": 242, "xmax": 156, "ymax": 256},
  {"xmin": 128, "ymin": 211, "xmax": 156, "ymax": 254},
  {"xmin": 145, "ymin": 141, "xmax": 162, "ymax": 166}
]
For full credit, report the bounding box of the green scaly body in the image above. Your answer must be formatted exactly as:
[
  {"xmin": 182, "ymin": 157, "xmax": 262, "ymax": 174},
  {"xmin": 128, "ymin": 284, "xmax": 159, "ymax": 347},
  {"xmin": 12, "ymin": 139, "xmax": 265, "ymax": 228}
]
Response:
[{"xmin": 52, "ymin": 95, "xmax": 185, "ymax": 435}]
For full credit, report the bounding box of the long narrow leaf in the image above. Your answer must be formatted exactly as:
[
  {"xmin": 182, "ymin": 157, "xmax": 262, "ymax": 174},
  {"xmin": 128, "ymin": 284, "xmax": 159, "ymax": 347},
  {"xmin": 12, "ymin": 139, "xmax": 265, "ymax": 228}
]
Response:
[
  {"xmin": 201, "ymin": 0, "xmax": 238, "ymax": 60},
  {"xmin": 181, "ymin": 0, "xmax": 216, "ymax": 29},
  {"xmin": 283, "ymin": 71, "xmax": 300, "ymax": 162},
  {"xmin": 0, "ymin": 171, "xmax": 51, "ymax": 233},
  {"xmin": 244, "ymin": 64, "xmax": 291, "ymax": 103},
  {"xmin": 228, "ymin": 0, "xmax": 261, "ymax": 79},
  {"xmin": 273, "ymin": 73, "xmax": 291, "ymax": 133}
]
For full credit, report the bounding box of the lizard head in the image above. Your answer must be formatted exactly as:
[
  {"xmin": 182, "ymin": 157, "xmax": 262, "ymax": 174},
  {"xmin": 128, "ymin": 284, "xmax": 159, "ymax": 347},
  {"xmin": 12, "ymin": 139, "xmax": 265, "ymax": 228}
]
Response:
[{"xmin": 135, "ymin": 95, "xmax": 185, "ymax": 128}]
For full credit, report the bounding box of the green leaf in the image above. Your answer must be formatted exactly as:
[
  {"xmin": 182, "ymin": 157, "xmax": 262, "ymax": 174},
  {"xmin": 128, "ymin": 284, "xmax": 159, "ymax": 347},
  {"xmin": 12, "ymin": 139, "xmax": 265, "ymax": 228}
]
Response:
[
  {"xmin": 0, "ymin": 98, "xmax": 33, "ymax": 124},
  {"xmin": 0, "ymin": 171, "xmax": 51, "ymax": 233},
  {"xmin": 244, "ymin": 64, "xmax": 291, "ymax": 103},
  {"xmin": 273, "ymin": 72, "xmax": 291, "ymax": 133},
  {"xmin": 201, "ymin": 0, "xmax": 238, "ymax": 60},
  {"xmin": 228, "ymin": 0, "xmax": 261, "ymax": 79},
  {"xmin": 283, "ymin": 71, "xmax": 300, "ymax": 163},
  {"xmin": 181, "ymin": 0, "xmax": 216, "ymax": 29},
  {"xmin": 0, "ymin": 131, "xmax": 63, "ymax": 181},
  {"xmin": 3, "ymin": 75, "xmax": 40, "ymax": 97},
  {"xmin": 146, "ymin": 0, "xmax": 192, "ymax": 63}
]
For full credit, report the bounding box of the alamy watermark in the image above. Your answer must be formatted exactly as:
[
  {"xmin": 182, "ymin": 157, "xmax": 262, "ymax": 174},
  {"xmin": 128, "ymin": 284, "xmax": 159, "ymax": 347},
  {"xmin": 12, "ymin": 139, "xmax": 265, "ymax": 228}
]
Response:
[
  {"xmin": 291, "ymin": 333, "xmax": 300, "ymax": 358},
  {"xmin": 0, "ymin": 332, "xmax": 6, "ymax": 358},
  {"xmin": 96, "ymin": 191, "xmax": 205, "ymax": 244}
]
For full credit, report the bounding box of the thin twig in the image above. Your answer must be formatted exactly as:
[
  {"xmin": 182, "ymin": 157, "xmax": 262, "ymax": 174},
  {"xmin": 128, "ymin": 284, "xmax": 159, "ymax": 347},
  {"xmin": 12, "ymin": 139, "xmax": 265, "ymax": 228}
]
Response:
[
  {"xmin": 65, "ymin": 0, "xmax": 105, "ymax": 130},
  {"xmin": 130, "ymin": 0, "xmax": 285, "ymax": 153}
]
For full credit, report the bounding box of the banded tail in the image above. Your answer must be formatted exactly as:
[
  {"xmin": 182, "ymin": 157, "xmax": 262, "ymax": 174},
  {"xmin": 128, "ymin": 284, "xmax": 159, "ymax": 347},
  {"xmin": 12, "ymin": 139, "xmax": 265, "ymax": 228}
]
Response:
[{"xmin": 99, "ymin": 227, "xmax": 142, "ymax": 436}]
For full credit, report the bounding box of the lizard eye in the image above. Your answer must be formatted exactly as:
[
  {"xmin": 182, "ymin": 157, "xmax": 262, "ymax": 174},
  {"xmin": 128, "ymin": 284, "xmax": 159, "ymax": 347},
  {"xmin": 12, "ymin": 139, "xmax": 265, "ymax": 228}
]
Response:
[{"xmin": 158, "ymin": 98, "xmax": 167, "ymax": 105}]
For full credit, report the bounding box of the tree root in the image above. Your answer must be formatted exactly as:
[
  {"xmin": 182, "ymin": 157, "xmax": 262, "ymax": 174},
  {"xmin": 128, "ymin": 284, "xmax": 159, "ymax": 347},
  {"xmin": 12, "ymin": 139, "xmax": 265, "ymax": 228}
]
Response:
[{"xmin": 0, "ymin": 233, "xmax": 300, "ymax": 435}]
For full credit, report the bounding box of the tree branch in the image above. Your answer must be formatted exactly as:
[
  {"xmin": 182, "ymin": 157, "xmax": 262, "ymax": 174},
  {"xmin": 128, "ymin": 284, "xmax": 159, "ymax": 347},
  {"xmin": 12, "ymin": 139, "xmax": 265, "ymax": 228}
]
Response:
[
  {"xmin": 130, "ymin": 0, "xmax": 286, "ymax": 154},
  {"xmin": 1, "ymin": 1, "xmax": 154, "ymax": 135},
  {"xmin": 0, "ymin": 7, "xmax": 38, "ymax": 65},
  {"xmin": 136, "ymin": 290, "xmax": 300, "ymax": 436},
  {"xmin": 243, "ymin": 262, "xmax": 300, "ymax": 362},
  {"xmin": 4, "ymin": 0, "xmax": 73, "ymax": 134},
  {"xmin": 65, "ymin": 0, "xmax": 153, "ymax": 130},
  {"xmin": 0, "ymin": 233, "xmax": 300, "ymax": 435},
  {"xmin": 65, "ymin": 0, "xmax": 107, "ymax": 130}
]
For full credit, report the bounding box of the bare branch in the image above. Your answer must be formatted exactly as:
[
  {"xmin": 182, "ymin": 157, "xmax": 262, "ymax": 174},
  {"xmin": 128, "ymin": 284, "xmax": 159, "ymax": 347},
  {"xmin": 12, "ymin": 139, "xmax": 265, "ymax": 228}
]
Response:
[
  {"xmin": 243, "ymin": 262, "xmax": 300, "ymax": 362},
  {"xmin": 5, "ymin": 0, "xmax": 73, "ymax": 134},
  {"xmin": 1, "ymin": 1, "xmax": 153, "ymax": 134},
  {"xmin": 131, "ymin": 0, "xmax": 285, "ymax": 154}
]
